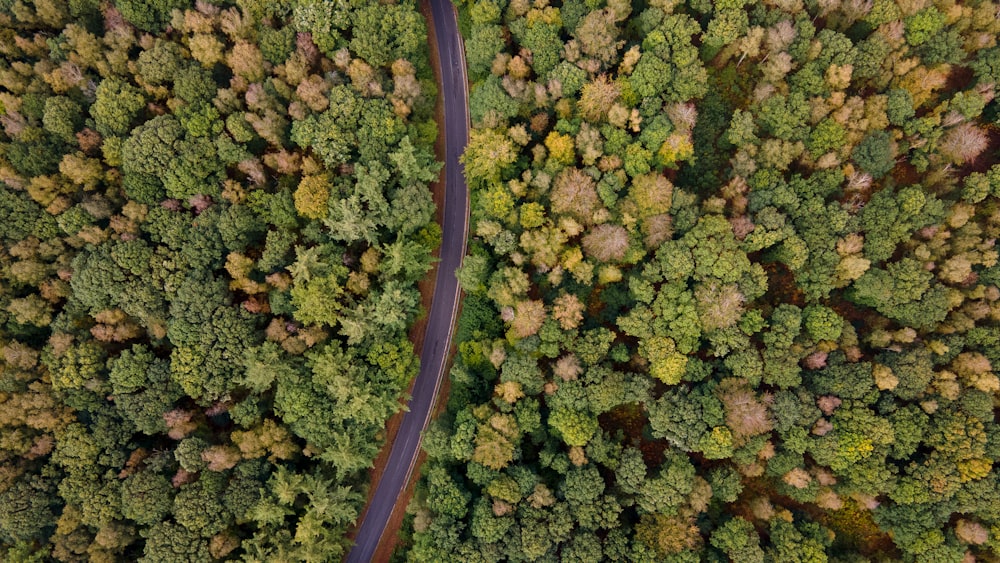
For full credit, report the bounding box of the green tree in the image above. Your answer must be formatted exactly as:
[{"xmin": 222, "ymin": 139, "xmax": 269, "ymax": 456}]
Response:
[
  {"xmin": 109, "ymin": 345, "xmax": 182, "ymax": 434},
  {"xmin": 140, "ymin": 521, "xmax": 211, "ymax": 563},
  {"xmin": 350, "ymin": 2, "xmax": 426, "ymax": 67},
  {"xmin": 466, "ymin": 25, "xmax": 505, "ymax": 81},
  {"xmin": 462, "ymin": 128, "xmax": 518, "ymax": 184},
  {"xmin": 0, "ymin": 478, "xmax": 56, "ymax": 543},
  {"xmin": 802, "ymin": 305, "xmax": 842, "ymax": 342},
  {"xmin": 121, "ymin": 470, "xmax": 173, "ymax": 526},
  {"xmin": 851, "ymin": 130, "xmax": 895, "ymax": 179},
  {"xmin": 710, "ymin": 517, "xmax": 764, "ymax": 563},
  {"xmin": 42, "ymin": 96, "xmax": 83, "ymax": 143},
  {"xmin": 549, "ymin": 408, "xmax": 599, "ymax": 447}
]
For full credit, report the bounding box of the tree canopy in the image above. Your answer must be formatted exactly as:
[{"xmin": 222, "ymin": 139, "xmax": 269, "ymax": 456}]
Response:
[{"xmin": 0, "ymin": 0, "xmax": 439, "ymax": 559}]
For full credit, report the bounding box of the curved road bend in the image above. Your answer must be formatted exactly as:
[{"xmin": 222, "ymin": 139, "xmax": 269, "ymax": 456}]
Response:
[{"xmin": 345, "ymin": 1, "xmax": 470, "ymax": 561}]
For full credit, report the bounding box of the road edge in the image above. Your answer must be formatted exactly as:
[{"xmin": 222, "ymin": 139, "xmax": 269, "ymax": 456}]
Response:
[{"xmin": 343, "ymin": 0, "xmax": 470, "ymax": 560}]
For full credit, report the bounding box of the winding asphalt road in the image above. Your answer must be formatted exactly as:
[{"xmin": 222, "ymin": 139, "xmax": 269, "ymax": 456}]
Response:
[{"xmin": 344, "ymin": 1, "xmax": 470, "ymax": 561}]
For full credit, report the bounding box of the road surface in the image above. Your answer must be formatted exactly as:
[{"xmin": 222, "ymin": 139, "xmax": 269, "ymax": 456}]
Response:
[{"xmin": 344, "ymin": 0, "xmax": 470, "ymax": 561}]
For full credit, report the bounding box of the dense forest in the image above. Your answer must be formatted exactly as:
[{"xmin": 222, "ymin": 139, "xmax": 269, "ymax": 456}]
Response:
[
  {"xmin": 4, "ymin": 0, "xmax": 1000, "ymax": 558},
  {"xmin": 0, "ymin": 0, "xmax": 441, "ymax": 559},
  {"xmin": 406, "ymin": 0, "xmax": 1000, "ymax": 561}
]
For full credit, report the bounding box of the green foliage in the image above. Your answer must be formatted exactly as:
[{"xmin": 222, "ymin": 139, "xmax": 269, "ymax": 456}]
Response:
[
  {"xmin": 259, "ymin": 25, "xmax": 296, "ymax": 65},
  {"xmin": 121, "ymin": 470, "xmax": 173, "ymax": 526},
  {"xmin": 886, "ymin": 89, "xmax": 916, "ymax": 126},
  {"xmin": 0, "ymin": 0, "xmax": 442, "ymax": 557},
  {"xmin": 416, "ymin": 0, "xmax": 1000, "ymax": 558},
  {"xmin": 42, "ymin": 96, "xmax": 83, "ymax": 143},
  {"xmin": 0, "ymin": 187, "xmax": 59, "ymax": 243},
  {"xmin": 549, "ymin": 408, "xmax": 599, "ymax": 446},
  {"xmin": 509, "ymin": 18, "xmax": 562, "ymax": 77},
  {"xmin": 850, "ymin": 259, "xmax": 952, "ymax": 329},
  {"xmin": 136, "ymin": 40, "xmax": 184, "ymax": 85},
  {"xmin": 468, "ymin": 76, "xmax": 519, "ymax": 125},
  {"xmin": 710, "ymin": 517, "xmax": 764, "ymax": 563},
  {"xmin": 116, "ymin": 0, "xmax": 188, "ymax": 32},
  {"xmin": 851, "ymin": 130, "xmax": 895, "ymax": 179},
  {"xmin": 465, "ymin": 24, "xmax": 504, "ymax": 81},
  {"xmin": 120, "ymin": 116, "xmax": 182, "ymax": 203},
  {"xmin": 807, "ymin": 119, "xmax": 846, "ymax": 158},
  {"xmin": 140, "ymin": 521, "xmax": 211, "ymax": 562},
  {"xmin": 350, "ymin": 2, "xmax": 426, "ymax": 67},
  {"xmin": 757, "ymin": 93, "xmax": 810, "ymax": 142},
  {"xmin": 802, "ymin": 305, "xmax": 842, "ymax": 342},
  {"xmin": 109, "ymin": 345, "xmax": 181, "ymax": 433},
  {"xmin": 0, "ymin": 479, "xmax": 55, "ymax": 543},
  {"xmin": 631, "ymin": 54, "xmax": 672, "ymax": 99},
  {"xmin": 70, "ymin": 240, "xmax": 168, "ymax": 328},
  {"xmin": 8, "ymin": 0, "xmax": 1000, "ymax": 558},
  {"xmin": 904, "ymin": 7, "xmax": 946, "ymax": 47}
]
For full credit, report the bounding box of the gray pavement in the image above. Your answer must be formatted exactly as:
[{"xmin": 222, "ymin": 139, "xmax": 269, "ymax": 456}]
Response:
[{"xmin": 344, "ymin": 1, "xmax": 470, "ymax": 560}]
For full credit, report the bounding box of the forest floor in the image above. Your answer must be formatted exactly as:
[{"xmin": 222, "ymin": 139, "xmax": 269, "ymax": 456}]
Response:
[{"xmin": 345, "ymin": 2, "xmax": 454, "ymax": 559}]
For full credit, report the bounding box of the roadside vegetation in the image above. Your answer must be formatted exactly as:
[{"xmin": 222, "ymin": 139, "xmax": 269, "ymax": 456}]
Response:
[
  {"xmin": 407, "ymin": 0, "xmax": 1000, "ymax": 560},
  {"xmin": 0, "ymin": 0, "xmax": 440, "ymax": 559}
]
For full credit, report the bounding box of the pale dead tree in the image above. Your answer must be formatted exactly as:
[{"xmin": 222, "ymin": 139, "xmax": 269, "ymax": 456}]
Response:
[
  {"xmin": 532, "ymin": 83, "xmax": 548, "ymax": 107},
  {"xmin": 182, "ymin": 5, "xmax": 215, "ymax": 32},
  {"xmin": 765, "ymin": 20, "xmax": 796, "ymax": 55},
  {"xmin": 817, "ymin": 395, "xmax": 842, "ymax": 415},
  {"xmin": 582, "ymin": 223, "xmax": 628, "ymax": 262},
  {"xmin": 553, "ymin": 354, "xmax": 582, "ymax": 381},
  {"xmin": 195, "ymin": 0, "xmax": 220, "ymax": 16},
  {"xmin": 561, "ymin": 39, "xmax": 581, "ymax": 63},
  {"xmin": 58, "ymin": 61, "xmax": 85, "ymax": 88},
  {"xmin": 955, "ymin": 520, "xmax": 990, "ymax": 545},
  {"xmin": 501, "ymin": 75, "xmax": 528, "ymax": 101},
  {"xmin": 812, "ymin": 418, "xmax": 834, "ymax": 436},
  {"xmin": 508, "ymin": 124, "xmax": 530, "ymax": 146},
  {"xmin": 942, "ymin": 110, "xmax": 966, "ymax": 128},
  {"xmin": 783, "ymin": 467, "xmax": 812, "ymax": 489},
  {"xmin": 348, "ymin": 59, "xmax": 382, "ymax": 97},
  {"xmin": 552, "ymin": 293, "xmax": 584, "ymax": 330},
  {"xmin": 237, "ymin": 158, "xmax": 266, "ymax": 185},
  {"xmin": 546, "ymin": 78, "xmax": 563, "ymax": 100},
  {"xmin": 511, "ymin": 299, "xmax": 546, "ymax": 338},
  {"xmin": 551, "ymin": 167, "xmax": 601, "ymax": 223},
  {"xmin": 735, "ymin": 26, "xmax": 765, "ymax": 67},
  {"xmin": 881, "ymin": 20, "xmax": 906, "ymax": 45},
  {"xmin": 975, "ymin": 82, "xmax": 995, "ymax": 104},
  {"xmin": 750, "ymin": 497, "xmax": 775, "ymax": 520},
  {"xmin": 846, "ymin": 170, "xmax": 873, "ymax": 192},
  {"xmin": 642, "ymin": 214, "xmax": 673, "ymax": 249},
  {"xmin": 895, "ymin": 0, "xmax": 930, "ymax": 17},
  {"xmin": 0, "ymin": 111, "xmax": 27, "ymax": 138},
  {"xmin": 717, "ymin": 378, "xmax": 773, "ymax": 441},
  {"xmin": 803, "ymin": 351, "xmax": 829, "ymax": 370},
  {"xmin": 730, "ymin": 216, "xmax": 755, "ymax": 241},
  {"xmin": 263, "ymin": 150, "xmax": 301, "ymax": 175},
  {"xmin": 575, "ymin": 123, "xmax": 603, "ymax": 166},
  {"xmin": 940, "ymin": 123, "xmax": 989, "ymax": 165},
  {"xmin": 220, "ymin": 7, "xmax": 253, "ymax": 41},
  {"xmin": 665, "ymin": 103, "xmax": 698, "ymax": 132},
  {"xmin": 489, "ymin": 341, "xmax": 506, "ymax": 370},
  {"xmin": 815, "ymin": 0, "xmax": 839, "ymax": 19},
  {"xmin": 296, "ymin": 74, "xmax": 330, "ymax": 111},
  {"xmin": 507, "ymin": 55, "xmax": 531, "ymax": 79},
  {"xmin": 575, "ymin": 8, "xmax": 623, "ymax": 66},
  {"xmin": 841, "ymin": 0, "xmax": 873, "ymax": 25},
  {"xmin": 578, "ymin": 74, "xmax": 620, "ymax": 122},
  {"xmin": 619, "ymin": 45, "xmax": 640, "ymax": 74},
  {"xmin": 816, "ymin": 489, "xmax": 843, "ymax": 510}
]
